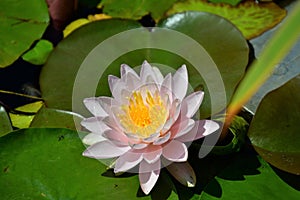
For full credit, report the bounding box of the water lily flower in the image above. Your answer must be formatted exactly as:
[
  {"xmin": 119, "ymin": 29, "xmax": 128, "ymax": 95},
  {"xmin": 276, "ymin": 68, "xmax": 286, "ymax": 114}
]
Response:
[{"xmin": 81, "ymin": 61, "xmax": 219, "ymax": 194}]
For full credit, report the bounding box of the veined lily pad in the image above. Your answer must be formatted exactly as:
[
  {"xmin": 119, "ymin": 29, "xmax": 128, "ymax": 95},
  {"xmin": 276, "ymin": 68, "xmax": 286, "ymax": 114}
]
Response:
[
  {"xmin": 0, "ymin": 0, "xmax": 49, "ymax": 68},
  {"xmin": 0, "ymin": 128, "xmax": 177, "ymax": 199},
  {"xmin": 166, "ymin": 0, "xmax": 287, "ymax": 39},
  {"xmin": 40, "ymin": 12, "xmax": 248, "ymax": 118},
  {"xmin": 98, "ymin": 0, "xmax": 178, "ymax": 21},
  {"xmin": 248, "ymin": 76, "xmax": 300, "ymax": 175}
]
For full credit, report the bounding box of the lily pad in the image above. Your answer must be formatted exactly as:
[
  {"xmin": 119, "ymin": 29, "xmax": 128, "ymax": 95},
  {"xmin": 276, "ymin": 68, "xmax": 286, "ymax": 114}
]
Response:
[
  {"xmin": 166, "ymin": 0, "xmax": 287, "ymax": 39},
  {"xmin": 0, "ymin": 0, "xmax": 49, "ymax": 68},
  {"xmin": 248, "ymin": 75, "xmax": 300, "ymax": 175},
  {"xmin": 200, "ymin": 154, "xmax": 300, "ymax": 199},
  {"xmin": 40, "ymin": 12, "xmax": 248, "ymax": 118},
  {"xmin": 209, "ymin": 0, "xmax": 242, "ymax": 6},
  {"xmin": 22, "ymin": 39, "xmax": 53, "ymax": 65},
  {"xmin": 0, "ymin": 106, "xmax": 12, "ymax": 137},
  {"xmin": 99, "ymin": 0, "xmax": 178, "ymax": 21},
  {"xmin": 30, "ymin": 106, "xmax": 84, "ymax": 130},
  {"xmin": 0, "ymin": 128, "xmax": 177, "ymax": 199}
]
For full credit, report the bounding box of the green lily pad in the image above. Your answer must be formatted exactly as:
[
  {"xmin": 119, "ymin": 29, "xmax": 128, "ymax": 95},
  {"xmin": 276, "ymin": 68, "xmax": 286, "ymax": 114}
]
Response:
[
  {"xmin": 40, "ymin": 12, "xmax": 248, "ymax": 118},
  {"xmin": 0, "ymin": 128, "xmax": 177, "ymax": 199},
  {"xmin": 22, "ymin": 39, "xmax": 53, "ymax": 65},
  {"xmin": 30, "ymin": 106, "xmax": 84, "ymax": 130},
  {"xmin": 0, "ymin": 0, "xmax": 49, "ymax": 68},
  {"xmin": 248, "ymin": 76, "xmax": 300, "ymax": 175},
  {"xmin": 200, "ymin": 154, "xmax": 300, "ymax": 199},
  {"xmin": 9, "ymin": 101, "xmax": 43, "ymax": 129},
  {"xmin": 0, "ymin": 106, "xmax": 12, "ymax": 137},
  {"xmin": 166, "ymin": 0, "xmax": 286, "ymax": 39},
  {"xmin": 98, "ymin": 0, "xmax": 178, "ymax": 21},
  {"xmin": 209, "ymin": 0, "xmax": 242, "ymax": 6}
]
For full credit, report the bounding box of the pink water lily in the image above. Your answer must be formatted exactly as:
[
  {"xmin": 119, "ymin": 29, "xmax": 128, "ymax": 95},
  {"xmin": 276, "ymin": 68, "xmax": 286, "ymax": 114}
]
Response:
[{"xmin": 81, "ymin": 61, "xmax": 219, "ymax": 194}]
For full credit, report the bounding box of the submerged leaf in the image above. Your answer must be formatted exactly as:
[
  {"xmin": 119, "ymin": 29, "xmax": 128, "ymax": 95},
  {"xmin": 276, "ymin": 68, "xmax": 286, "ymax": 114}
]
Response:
[
  {"xmin": 248, "ymin": 76, "xmax": 300, "ymax": 175},
  {"xmin": 167, "ymin": 0, "xmax": 286, "ymax": 39},
  {"xmin": 9, "ymin": 101, "xmax": 43, "ymax": 129}
]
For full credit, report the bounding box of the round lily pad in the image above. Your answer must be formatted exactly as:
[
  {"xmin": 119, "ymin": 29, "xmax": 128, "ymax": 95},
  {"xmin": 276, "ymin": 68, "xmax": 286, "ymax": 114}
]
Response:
[{"xmin": 0, "ymin": 0, "xmax": 49, "ymax": 68}]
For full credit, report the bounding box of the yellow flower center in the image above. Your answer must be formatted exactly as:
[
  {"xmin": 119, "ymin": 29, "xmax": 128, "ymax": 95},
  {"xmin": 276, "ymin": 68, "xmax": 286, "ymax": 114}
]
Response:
[{"xmin": 118, "ymin": 90, "xmax": 168, "ymax": 138}]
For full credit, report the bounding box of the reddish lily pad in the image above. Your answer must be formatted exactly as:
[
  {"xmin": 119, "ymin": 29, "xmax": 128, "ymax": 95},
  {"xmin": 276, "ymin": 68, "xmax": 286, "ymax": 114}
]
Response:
[{"xmin": 166, "ymin": 0, "xmax": 287, "ymax": 39}]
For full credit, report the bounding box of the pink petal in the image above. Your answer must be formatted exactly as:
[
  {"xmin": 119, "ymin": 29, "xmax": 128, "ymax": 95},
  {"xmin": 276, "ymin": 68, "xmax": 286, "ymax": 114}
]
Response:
[
  {"xmin": 81, "ymin": 117, "xmax": 110, "ymax": 133},
  {"xmin": 172, "ymin": 65, "xmax": 188, "ymax": 101},
  {"xmin": 83, "ymin": 97, "xmax": 108, "ymax": 117},
  {"xmin": 162, "ymin": 140, "xmax": 188, "ymax": 162},
  {"xmin": 142, "ymin": 132, "xmax": 160, "ymax": 143},
  {"xmin": 143, "ymin": 145, "xmax": 162, "ymax": 164},
  {"xmin": 131, "ymin": 143, "xmax": 149, "ymax": 149},
  {"xmin": 114, "ymin": 150, "xmax": 143, "ymax": 173},
  {"xmin": 174, "ymin": 119, "xmax": 195, "ymax": 138},
  {"xmin": 153, "ymin": 132, "xmax": 171, "ymax": 145},
  {"xmin": 181, "ymin": 91, "xmax": 204, "ymax": 118},
  {"xmin": 139, "ymin": 160, "xmax": 161, "ymax": 195},
  {"xmin": 83, "ymin": 140, "xmax": 130, "ymax": 159},
  {"xmin": 82, "ymin": 133, "xmax": 107, "ymax": 146},
  {"xmin": 176, "ymin": 120, "xmax": 219, "ymax": 142},
  {"xmin": 103, "ymin": 129, "xmax": 129, "ymax": 145},
  {"xmin": 121, "ymin": 64, "xmax": 139, "ymax": 78}
]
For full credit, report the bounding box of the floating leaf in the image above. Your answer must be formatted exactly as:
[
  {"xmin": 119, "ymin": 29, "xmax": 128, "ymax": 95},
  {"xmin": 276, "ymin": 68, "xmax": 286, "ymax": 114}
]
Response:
[
  {"xmin": 248, "ymin": 76, "xmax": 300, "ymax": 175},
  {"xmin": 0, "ymin": 106, "xmax": 12, "ymax": 137},
  {"xmin": 9, "ymin": 101, "xmax": 43, "ymax": 129},
  {"xmin": 209, "ymin": 0, "xmax": 242, "ymax": 6},
  {"xmin": 63, "ymin": 18, "xmax": 90, "ymax": 37},
  {"xmin": 22, "ymin": 39, "xmax": 53, "ymax": 65},
  {"xmin": 40, "ymin": 12, "xmax": 248, "ymax": 118},
  {"xmin": 0, "ymin": 128, "xmax": 178, "ymax": 199},
  {"xmin": 166, "ymin": 0, "xmax": 287, "ymax": 39},
  {"xmin": 200, "ymin": 154, "xmax": 300, "ymax": 199},
  {"xmin": 30, "ymin": 107, "xmax": 83, "ymax": 130},
  {"xmin": 99, "ymin": 0, "xmax": 177, "ymax": 21},
  {"xmin": 0, "ymin": 0, "xmax": 49, "ymax": 68}
]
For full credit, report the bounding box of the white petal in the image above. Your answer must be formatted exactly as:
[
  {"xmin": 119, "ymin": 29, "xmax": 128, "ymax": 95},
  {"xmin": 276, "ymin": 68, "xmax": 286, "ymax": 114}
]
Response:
[
  {"xmin": 114, "ymin": 150, "xmax": 143, "ymax": 173},
  {"xmin": 82, "ymin": 133, "xmax": 107, "ymax": 146},
  {"xmin": 176, "ymin": 120, "xmax": 219, "ymax": 142},
  {"xmin": 139, "ymin": 160, "xmax": 161, "ymax": 195},
  {"xmin": 172, "ymin": 65, "xmax": 188, "ymax": 101},
  {"xmin": 83, "ymin": 140, "xmax": 129, "ymax": 159},
  {"xmin": 140, "ymin": 61, "xmax": 156, "ymax": 84},
  {"xmin": 203, "ymin": 120, "xmax": 220, "ymax": 136},
  {"xmin": 181, "ymin": 91, "xmax": 204, "ymax": 118},
  {"xmin": 162, "ymin": 140, "xmax": 188, "ymax": 162},
  {"xmin": 121, "ymin": 64, "xmax": 139, "ymax": 78},
  {"xmin": 83, "ymin": 97, "xmax": 108, "ymax": 117},
  {"xmin": 152, "ymin": 67, "xmax": 164, "ymax": 84},
  {"xmin": 81, "ymin": 117, "xmax": 110, "ymax": 133},
  {"xmin": 108, "ymin": 75, "xmax": 120, "ymax": 93}
]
